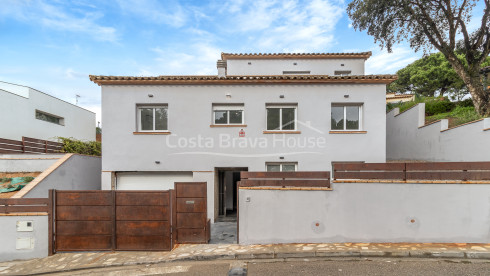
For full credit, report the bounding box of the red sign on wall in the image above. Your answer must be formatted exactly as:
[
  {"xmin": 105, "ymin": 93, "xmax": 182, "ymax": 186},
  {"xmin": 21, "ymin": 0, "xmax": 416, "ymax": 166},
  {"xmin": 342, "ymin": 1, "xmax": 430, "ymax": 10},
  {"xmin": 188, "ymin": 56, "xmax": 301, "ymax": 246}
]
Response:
[{"xmin": 239, "ymin": 129, "xmax": 245, "ymax": 137}]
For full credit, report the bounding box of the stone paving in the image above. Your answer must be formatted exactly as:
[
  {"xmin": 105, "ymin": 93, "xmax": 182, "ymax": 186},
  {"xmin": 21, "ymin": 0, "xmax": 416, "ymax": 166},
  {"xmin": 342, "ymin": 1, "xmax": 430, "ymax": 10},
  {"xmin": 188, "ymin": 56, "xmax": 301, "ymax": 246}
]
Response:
[
  {"xmin": 210, "ymin": 221, "xmax": 237, "ymax": 244},
  {"xmin": 1, "ymin": 243, "xmax": 490, "ymax": 275}
]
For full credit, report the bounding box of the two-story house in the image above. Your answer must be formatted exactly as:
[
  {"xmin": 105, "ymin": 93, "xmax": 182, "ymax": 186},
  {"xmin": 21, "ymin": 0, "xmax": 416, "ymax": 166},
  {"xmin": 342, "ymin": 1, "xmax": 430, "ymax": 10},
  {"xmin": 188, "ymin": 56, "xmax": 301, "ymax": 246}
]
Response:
[{"xmin": 90, "ymin": 52, "xmax": 396, "ymax": 222}]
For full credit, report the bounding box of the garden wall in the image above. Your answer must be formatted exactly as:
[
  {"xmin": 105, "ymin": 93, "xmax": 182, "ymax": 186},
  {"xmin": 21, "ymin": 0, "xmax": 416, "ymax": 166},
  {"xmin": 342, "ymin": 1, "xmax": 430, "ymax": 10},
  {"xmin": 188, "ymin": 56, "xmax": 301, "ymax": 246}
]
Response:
[
  {"xmin": 386, "ymin": 103, "xmax": 490, "ymax": 161},
  {"xmin": 239, "ymin": 181, "xmax": 490, "ymax": 244}
]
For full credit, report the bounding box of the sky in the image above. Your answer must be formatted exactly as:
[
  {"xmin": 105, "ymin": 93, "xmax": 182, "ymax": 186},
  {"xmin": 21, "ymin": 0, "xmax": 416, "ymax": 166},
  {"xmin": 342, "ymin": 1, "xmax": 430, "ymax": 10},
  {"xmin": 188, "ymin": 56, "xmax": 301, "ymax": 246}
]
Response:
[{"xmin": 0, "ymin": 0, "xmax": 484, "ymax": 125}]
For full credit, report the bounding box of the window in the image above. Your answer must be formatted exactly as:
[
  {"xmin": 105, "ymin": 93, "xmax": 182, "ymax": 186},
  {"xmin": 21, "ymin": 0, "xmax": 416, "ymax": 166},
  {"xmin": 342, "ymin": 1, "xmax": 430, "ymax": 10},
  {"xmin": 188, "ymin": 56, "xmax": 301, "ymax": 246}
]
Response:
[
  {"xmin": 35, "ymin": 110, "xmax": 64, "ymax": 125},
  {"xmin": 334, "ymin": 70, "xmax": 351, "ymax": 76},
  {"xmin": 212, "ymin": 104, "xmax": 244, "ymax": 125},
  {"xmin": 266, "ymin": 163, "xmax": 297, "ymax": 172},
  {"xmin": 266, "ymin": 105, "xmax": 297, "ymax": 130},
  {"xmin": 138, "ymin": 105, "xmax": 168, "ymax": 131},
  {"xmin": 331, "ymin": 104, "xmax": 362, "ymax": 130}
]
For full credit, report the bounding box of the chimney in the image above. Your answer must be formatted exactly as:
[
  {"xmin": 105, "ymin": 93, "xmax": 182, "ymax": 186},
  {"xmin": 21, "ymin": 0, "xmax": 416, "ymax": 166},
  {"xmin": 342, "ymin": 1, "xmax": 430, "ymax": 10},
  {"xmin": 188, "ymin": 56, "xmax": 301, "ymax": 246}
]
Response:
[{"xmin": 217, "ymin": 60, "xmax": 227, "ymax": 77}]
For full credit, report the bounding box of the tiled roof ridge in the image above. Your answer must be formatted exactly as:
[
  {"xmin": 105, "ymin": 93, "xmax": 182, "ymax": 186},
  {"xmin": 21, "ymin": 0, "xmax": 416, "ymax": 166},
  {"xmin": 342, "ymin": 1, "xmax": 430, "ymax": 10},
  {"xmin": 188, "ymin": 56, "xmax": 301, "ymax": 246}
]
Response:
[
  {"xmin": 89, "ymin": 74, "xmax": 397, "ymax": 86},
  {"xmin": 221, "ymin": 52, "xmax": 372, "ymax": 60}
]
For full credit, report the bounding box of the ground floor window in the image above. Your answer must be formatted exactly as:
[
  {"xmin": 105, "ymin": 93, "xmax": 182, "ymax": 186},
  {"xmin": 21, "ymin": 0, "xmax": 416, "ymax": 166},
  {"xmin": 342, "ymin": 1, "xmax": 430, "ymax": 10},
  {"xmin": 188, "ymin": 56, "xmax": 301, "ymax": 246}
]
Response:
[{"xmin": 266, "ymin": 162, "xmax": 297, "ymax": 172}]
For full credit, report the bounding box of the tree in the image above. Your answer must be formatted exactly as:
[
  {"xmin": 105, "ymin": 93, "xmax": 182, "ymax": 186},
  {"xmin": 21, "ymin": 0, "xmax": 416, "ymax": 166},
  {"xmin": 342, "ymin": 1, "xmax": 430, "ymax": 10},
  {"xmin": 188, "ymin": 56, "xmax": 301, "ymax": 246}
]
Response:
[
  {"xmin": 388, "ymin": 52, "xmax": 490, "ymax": 100},
  {"xmin": 347, "ymin": 0, "xmax": 490, "ymax": 116}
]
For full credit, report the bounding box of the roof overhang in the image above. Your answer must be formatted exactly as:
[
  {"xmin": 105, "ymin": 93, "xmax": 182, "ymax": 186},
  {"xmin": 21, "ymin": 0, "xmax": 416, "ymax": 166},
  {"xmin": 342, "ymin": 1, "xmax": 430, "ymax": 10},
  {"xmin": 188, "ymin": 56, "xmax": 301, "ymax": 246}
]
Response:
[
  {"xmin": 221, "ymin": 52, "xmax": 372, "ymax": 60},
  {"xmin": 89, "ymin": 74, "xmax": 397, "ymax": 86}
]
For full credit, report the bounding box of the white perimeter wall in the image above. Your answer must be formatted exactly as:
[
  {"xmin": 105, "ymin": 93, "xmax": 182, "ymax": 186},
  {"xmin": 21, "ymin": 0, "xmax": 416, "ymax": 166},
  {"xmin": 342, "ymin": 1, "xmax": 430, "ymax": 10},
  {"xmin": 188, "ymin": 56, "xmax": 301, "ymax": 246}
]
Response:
[
  {"xmin": 0, "ymin": 87, "xmax": 95, "ymax": 141},
  {"xmin": 387, "ymin": 104, "xmax": 490, "ymax": 161},
  {"xmin": 0, "ymin": 215, "xmax": 48, "ymax": 262},
  {"xmin": 239, "ymin": 182, "xmax": 490, "ymax": 244}
]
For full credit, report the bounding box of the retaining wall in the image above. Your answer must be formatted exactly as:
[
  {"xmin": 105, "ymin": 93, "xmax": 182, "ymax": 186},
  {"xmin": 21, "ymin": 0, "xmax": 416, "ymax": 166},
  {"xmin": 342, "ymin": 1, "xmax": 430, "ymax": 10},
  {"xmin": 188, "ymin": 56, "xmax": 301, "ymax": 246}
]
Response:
[
  {"xmin": 386, "ymin": 103, "xmax": 490, "ymax": 161},
  {"xmin": 238, "ymin": 182, "xmax": 490, "ymax": 244}
]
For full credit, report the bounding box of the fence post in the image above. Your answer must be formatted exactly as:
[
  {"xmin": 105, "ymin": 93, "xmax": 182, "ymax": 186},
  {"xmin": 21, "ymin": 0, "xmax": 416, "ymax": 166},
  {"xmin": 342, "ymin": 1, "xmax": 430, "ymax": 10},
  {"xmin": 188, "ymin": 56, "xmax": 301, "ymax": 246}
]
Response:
[
  {"xmin": 21, "ymin": 137, "xmax": 26, "ymax": 153},
  {"xmin": 50, "ymin": 189, "xmax": 57, "ymax": 255},
  {"xmin": 45, "ymin": 140, "xmax": 48, "ymax": 153},
  {"xmin": 403, "ymin": 163, "xmax": 407, "ymax": 181}
]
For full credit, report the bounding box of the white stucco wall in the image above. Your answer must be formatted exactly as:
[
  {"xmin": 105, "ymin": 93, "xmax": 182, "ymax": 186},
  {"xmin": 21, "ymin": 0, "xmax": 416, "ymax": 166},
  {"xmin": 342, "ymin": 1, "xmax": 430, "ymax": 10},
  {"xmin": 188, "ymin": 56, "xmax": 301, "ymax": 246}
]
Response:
[
  {"xmin": 23, "ymin": 155, "xmax": 101, "ymax": 198},
  {"xmin": 0, "ymin": 215, "xmax": 48, "ymax": 262},
  {"xmin": 226, "ymin": 59, "xmax": 365, "ymax": 76},
  {"xmin": 101, "ymin": 83, "xmax": 387, "ymax": 221},
  {"xmin": 239, "ymin": 182, "xmax": 490, "ymax": 244},
  {"xmin": 386, "ymin": 104, "xmax": 490, "ymax": 161},
  {"xmin": 0, "ymin": 83, "xmax": 95, "ymax": 141},
  {"xmin": 0, "ymin": 154, "xmax": 63, "ymax": 172}
]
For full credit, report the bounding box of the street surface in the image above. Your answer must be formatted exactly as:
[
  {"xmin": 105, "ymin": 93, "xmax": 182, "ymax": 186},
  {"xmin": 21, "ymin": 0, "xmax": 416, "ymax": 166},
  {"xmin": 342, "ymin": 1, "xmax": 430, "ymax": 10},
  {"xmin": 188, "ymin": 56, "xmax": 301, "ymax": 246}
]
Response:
[{"xmin": 48, "ymin": 257, "xmax": 490, "ymax": 276}]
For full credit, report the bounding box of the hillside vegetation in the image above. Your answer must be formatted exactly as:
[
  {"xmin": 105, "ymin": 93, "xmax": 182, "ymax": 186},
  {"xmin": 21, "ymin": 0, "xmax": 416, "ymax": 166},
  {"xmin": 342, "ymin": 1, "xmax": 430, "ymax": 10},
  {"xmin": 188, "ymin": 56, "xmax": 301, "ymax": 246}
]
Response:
[{"xmin": 387, "ymin": 96, "xmax": 483, "ymax": 128}]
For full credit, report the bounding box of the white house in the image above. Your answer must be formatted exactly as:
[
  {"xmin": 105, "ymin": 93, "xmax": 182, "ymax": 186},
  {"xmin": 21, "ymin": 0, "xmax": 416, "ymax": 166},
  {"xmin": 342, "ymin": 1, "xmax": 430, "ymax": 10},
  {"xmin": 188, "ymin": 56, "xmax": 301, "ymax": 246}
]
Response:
[
  {"xmin": 0, "ymin": 81, "xmax": 96, "ymax": 142},
  {"xmin": 90, "ymin": 51, "xmax": 396, "ymax": 222}
]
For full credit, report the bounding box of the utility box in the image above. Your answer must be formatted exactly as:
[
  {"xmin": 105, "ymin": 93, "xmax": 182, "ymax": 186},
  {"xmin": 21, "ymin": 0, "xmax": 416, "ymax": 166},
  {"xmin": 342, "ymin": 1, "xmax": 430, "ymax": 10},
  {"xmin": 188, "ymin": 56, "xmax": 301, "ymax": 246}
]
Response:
[
  {"xmin": 16, "ymin": 221, "xmax": 34, "ymax": 232},
  {"xmin": 16, "ymin": 237, "xmax": 34, "ymax": 250}
]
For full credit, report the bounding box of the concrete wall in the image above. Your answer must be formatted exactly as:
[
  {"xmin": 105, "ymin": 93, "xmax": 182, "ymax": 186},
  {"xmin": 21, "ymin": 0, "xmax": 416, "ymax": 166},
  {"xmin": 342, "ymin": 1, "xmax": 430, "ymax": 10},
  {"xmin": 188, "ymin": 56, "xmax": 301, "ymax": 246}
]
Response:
[
  {"xmin": 101, "ymin": 83, "xmax": 387, "ymax": 221},
  {"xmin": 0, "ymin": 82, "xmax": 95, "ymax": 141},
  {"xmin": 0, "ymin": 215, "xmax": 48, "ymax": 262},
  {"xmin": 23, "ymin": 155, "xmax": 101, "ymax": 198},
  {"xmin": 387, "ymin": 104, "xmax": 490, "ymax": 161},
  {"xmin": 226, "ymin": 59, "xmax": 365, "ymax": 76},
  {"xmin": 239, "ymin": 182, "xmax": 490, "ymax": 244},
  {"xmin": 0, "ymin": 154, "xmax": 63, "ymax": 172}
]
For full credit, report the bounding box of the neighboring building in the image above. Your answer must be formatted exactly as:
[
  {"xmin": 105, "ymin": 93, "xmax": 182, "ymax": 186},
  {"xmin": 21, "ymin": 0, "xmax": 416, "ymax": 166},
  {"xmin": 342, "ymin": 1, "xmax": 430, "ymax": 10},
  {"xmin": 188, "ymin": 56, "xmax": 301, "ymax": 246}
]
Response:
[
  {"xmin": 386, "ymin": 92, "xmax": 415, "ymax": 103},
  {"xmin": 90, "ymin": 51, "xmax": 396, "ymax": 222},
  {"xmin": 0, "ymin": 81, "xmax": 95, "ymax": 141}
]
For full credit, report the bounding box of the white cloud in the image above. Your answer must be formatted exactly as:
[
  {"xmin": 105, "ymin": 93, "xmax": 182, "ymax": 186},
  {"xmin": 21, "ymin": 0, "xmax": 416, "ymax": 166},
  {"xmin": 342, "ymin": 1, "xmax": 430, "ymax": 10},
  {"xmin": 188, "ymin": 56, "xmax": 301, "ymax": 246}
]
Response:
[
  {"xmin": 365, "ymin": 47, "xmax": 421, "ymax": 74},
  {"xmin": 116, "ymin": 0, "xmax": 188, "ymax": 28},
  {"xmin": 0, "ymin": 0, "xmax": 117, "ymax": 42},
  {"xmin": 220, "ymin": 0, "xmax": 344, "ymax": 52}
]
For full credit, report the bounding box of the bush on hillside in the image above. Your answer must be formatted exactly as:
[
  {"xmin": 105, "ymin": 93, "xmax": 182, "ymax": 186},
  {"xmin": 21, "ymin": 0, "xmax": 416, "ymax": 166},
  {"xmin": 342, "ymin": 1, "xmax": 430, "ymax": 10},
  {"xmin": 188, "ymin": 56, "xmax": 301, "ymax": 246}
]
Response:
[
  {"xmin": 58, "ymin": 137, "xmax": 101, "ymax": 156},
  {"xmin": 456, "ymin": 98, "xmax": 474, "ymax": 107},
  {"xmin": 424, "ymin": 97, "xmax": 455, "ymax": 116}
]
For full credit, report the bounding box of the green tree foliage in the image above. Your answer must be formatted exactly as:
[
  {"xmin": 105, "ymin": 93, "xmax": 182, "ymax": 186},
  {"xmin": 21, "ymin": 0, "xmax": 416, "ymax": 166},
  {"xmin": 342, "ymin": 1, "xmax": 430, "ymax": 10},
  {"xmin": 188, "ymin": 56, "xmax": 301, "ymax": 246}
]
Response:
[
  {"xmin": 347, "ymin": 0, "xmax": 490, "ymax": 116},
  {"xmin": 58, "ymin": 137, "xmax": 101, "ymax": 156},
  {"xmin": 388, "ymin": 53, "xmax": 490, "ymax": 100}
]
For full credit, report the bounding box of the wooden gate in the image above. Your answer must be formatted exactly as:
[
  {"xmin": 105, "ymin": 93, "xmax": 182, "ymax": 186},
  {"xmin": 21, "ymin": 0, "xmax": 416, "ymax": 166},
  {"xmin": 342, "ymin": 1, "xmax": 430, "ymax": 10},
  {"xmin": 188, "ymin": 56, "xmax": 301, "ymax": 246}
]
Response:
[
  {"xmin": 54, "ymin": 190, "xmax": 172, "ymax": 252},
  {"xmin": 174, "ymin": 182, "xmax": 210, "ymax": 243}
]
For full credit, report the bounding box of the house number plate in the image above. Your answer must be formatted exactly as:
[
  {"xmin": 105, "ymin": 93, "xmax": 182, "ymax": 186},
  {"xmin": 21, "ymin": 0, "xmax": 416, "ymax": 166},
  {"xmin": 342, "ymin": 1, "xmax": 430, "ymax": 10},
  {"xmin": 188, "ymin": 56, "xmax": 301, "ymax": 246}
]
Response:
[{"xmin": 186, "ymin": 200, "xmax": 195, "ymax": 204}]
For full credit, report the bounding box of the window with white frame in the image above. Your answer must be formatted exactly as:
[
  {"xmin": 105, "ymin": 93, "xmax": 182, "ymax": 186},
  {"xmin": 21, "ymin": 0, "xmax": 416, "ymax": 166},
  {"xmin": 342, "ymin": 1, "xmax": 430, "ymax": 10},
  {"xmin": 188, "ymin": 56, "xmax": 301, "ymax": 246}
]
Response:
[
  {"xmin": 137, "ymin": 105, "xmax": 168, "ymax": 131},
  {"xmin": 266, "ymin": 162, "xmax": 297, "ymax": 172},
  {"xmin": 331, "ymin": 104, "xmax": 362, "ymax": 130},
  {"xmin": 266, "ymin": 104, "xmax": 297, "ymax": 130},
  {"xmin": 212, "ymin": 104, "xmax": 244, "ymax": 125}
]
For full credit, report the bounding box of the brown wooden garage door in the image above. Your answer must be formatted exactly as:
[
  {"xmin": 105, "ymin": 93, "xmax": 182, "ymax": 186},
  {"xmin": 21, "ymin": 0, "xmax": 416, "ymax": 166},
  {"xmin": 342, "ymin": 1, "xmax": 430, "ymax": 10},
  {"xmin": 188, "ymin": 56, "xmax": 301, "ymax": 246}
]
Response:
[{"xmin": 54, "ymin": 190, "xmax": 172, "ymax": 252}]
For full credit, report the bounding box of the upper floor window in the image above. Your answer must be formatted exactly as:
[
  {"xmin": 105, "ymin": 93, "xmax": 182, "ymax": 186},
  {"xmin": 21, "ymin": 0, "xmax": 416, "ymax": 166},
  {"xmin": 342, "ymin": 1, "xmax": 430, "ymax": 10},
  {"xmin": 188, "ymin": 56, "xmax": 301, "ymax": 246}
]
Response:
[
  {"xmin": 331, "ymin": 104, "xmax": 362, "ymax": 131},
  {"xmin": 138, "ymin": 105, "xmax": 168, "ymax": 131},
  {"xmin": 266, "ymin": 162, "xmax": 297, "ymax": 172},
  {"xmin": 213, "ymin": 104, "xmax": 244, "ymax": 125},
  {"xmin": 266, "ymin": 104, "xmax": 297, "ymax": 131},
  {"xmin": 35, "ymin": 110, "xmax": 64, "ymax": 125}
]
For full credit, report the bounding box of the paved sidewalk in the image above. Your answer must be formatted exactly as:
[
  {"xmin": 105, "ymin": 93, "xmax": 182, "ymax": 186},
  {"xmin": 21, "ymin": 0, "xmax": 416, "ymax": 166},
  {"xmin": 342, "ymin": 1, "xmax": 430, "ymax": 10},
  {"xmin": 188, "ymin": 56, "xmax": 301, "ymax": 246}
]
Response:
[{"xmin": 1, "ymin": 243, "xmax": 490, "ymax": 275}]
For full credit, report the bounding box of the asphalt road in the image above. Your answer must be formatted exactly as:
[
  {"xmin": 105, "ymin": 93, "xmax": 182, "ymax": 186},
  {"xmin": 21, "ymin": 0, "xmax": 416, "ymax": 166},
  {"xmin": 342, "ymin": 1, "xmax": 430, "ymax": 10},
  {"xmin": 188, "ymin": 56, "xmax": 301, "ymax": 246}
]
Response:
[{"xmin": 52, "ymin": 258, "xmax": 490, "ymax": 276}]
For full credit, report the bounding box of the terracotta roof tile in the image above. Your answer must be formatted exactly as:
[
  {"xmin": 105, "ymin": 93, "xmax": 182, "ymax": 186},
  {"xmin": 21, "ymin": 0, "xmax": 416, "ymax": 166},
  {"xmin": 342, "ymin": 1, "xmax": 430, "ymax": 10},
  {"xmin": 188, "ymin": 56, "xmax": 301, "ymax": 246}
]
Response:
[
  {"xmin": 89, "ymin": 74, "xmax": 397, "ymax": 86},
  {"xmin": 221, "ymin": 52, "xmax": 372, "ymax": 60}
]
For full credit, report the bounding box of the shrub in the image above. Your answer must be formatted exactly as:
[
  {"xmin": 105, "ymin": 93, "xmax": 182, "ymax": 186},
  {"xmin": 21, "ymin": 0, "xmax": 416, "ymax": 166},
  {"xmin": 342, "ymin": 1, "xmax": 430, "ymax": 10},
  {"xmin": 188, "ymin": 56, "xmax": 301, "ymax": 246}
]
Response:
[
  {"xmin": 456, "ymin": 98, "xmax": 474, "ymax": 107},
  {"xmin": 22, "ymin": 176, "xmax": 35, "ymax": 183},
  {"xmin": 58, "ymin": 137, "xmax": 101, "ymax": 156},
  {"xmin": 0, "ymin": 177, "xmax": 11, "ymax": 183},
  {"xmin": 425, "ymin": 97, "xmax": 455, "ymax": 116}
]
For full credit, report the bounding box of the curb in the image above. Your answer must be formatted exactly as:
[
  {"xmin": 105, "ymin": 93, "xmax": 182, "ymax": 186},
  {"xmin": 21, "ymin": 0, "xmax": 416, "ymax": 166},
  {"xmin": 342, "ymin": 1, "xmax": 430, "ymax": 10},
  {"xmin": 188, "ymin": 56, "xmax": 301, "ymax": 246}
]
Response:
[{"xmin": 16, "ymin": 250, "xmax": 490, "ymax": 276}]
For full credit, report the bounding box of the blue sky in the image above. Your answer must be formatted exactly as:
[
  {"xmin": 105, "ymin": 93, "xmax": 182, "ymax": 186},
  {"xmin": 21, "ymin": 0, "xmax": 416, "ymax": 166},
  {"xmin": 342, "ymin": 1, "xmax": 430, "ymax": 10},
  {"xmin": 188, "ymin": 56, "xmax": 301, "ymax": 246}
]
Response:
[{"xmin": 0, "ymin": 0, "xmax": 484, "ymax": 125}]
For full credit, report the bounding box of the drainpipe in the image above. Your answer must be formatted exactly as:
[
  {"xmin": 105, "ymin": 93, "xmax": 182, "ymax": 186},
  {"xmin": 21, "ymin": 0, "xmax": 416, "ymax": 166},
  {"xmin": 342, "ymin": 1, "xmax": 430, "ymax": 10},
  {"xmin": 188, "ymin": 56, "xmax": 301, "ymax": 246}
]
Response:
[{"xmin": 217, "ymin": 60, "xmax": 227, "ymax": 78}]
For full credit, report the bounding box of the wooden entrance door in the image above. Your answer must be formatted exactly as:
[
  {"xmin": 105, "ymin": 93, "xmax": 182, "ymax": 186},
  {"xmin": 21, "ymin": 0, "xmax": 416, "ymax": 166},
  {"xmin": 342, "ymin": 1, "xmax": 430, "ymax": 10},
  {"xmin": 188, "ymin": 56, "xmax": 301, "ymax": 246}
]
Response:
[{"xmin": 174, "ymin": 182, "xmax": 210, "ymax": 243}]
